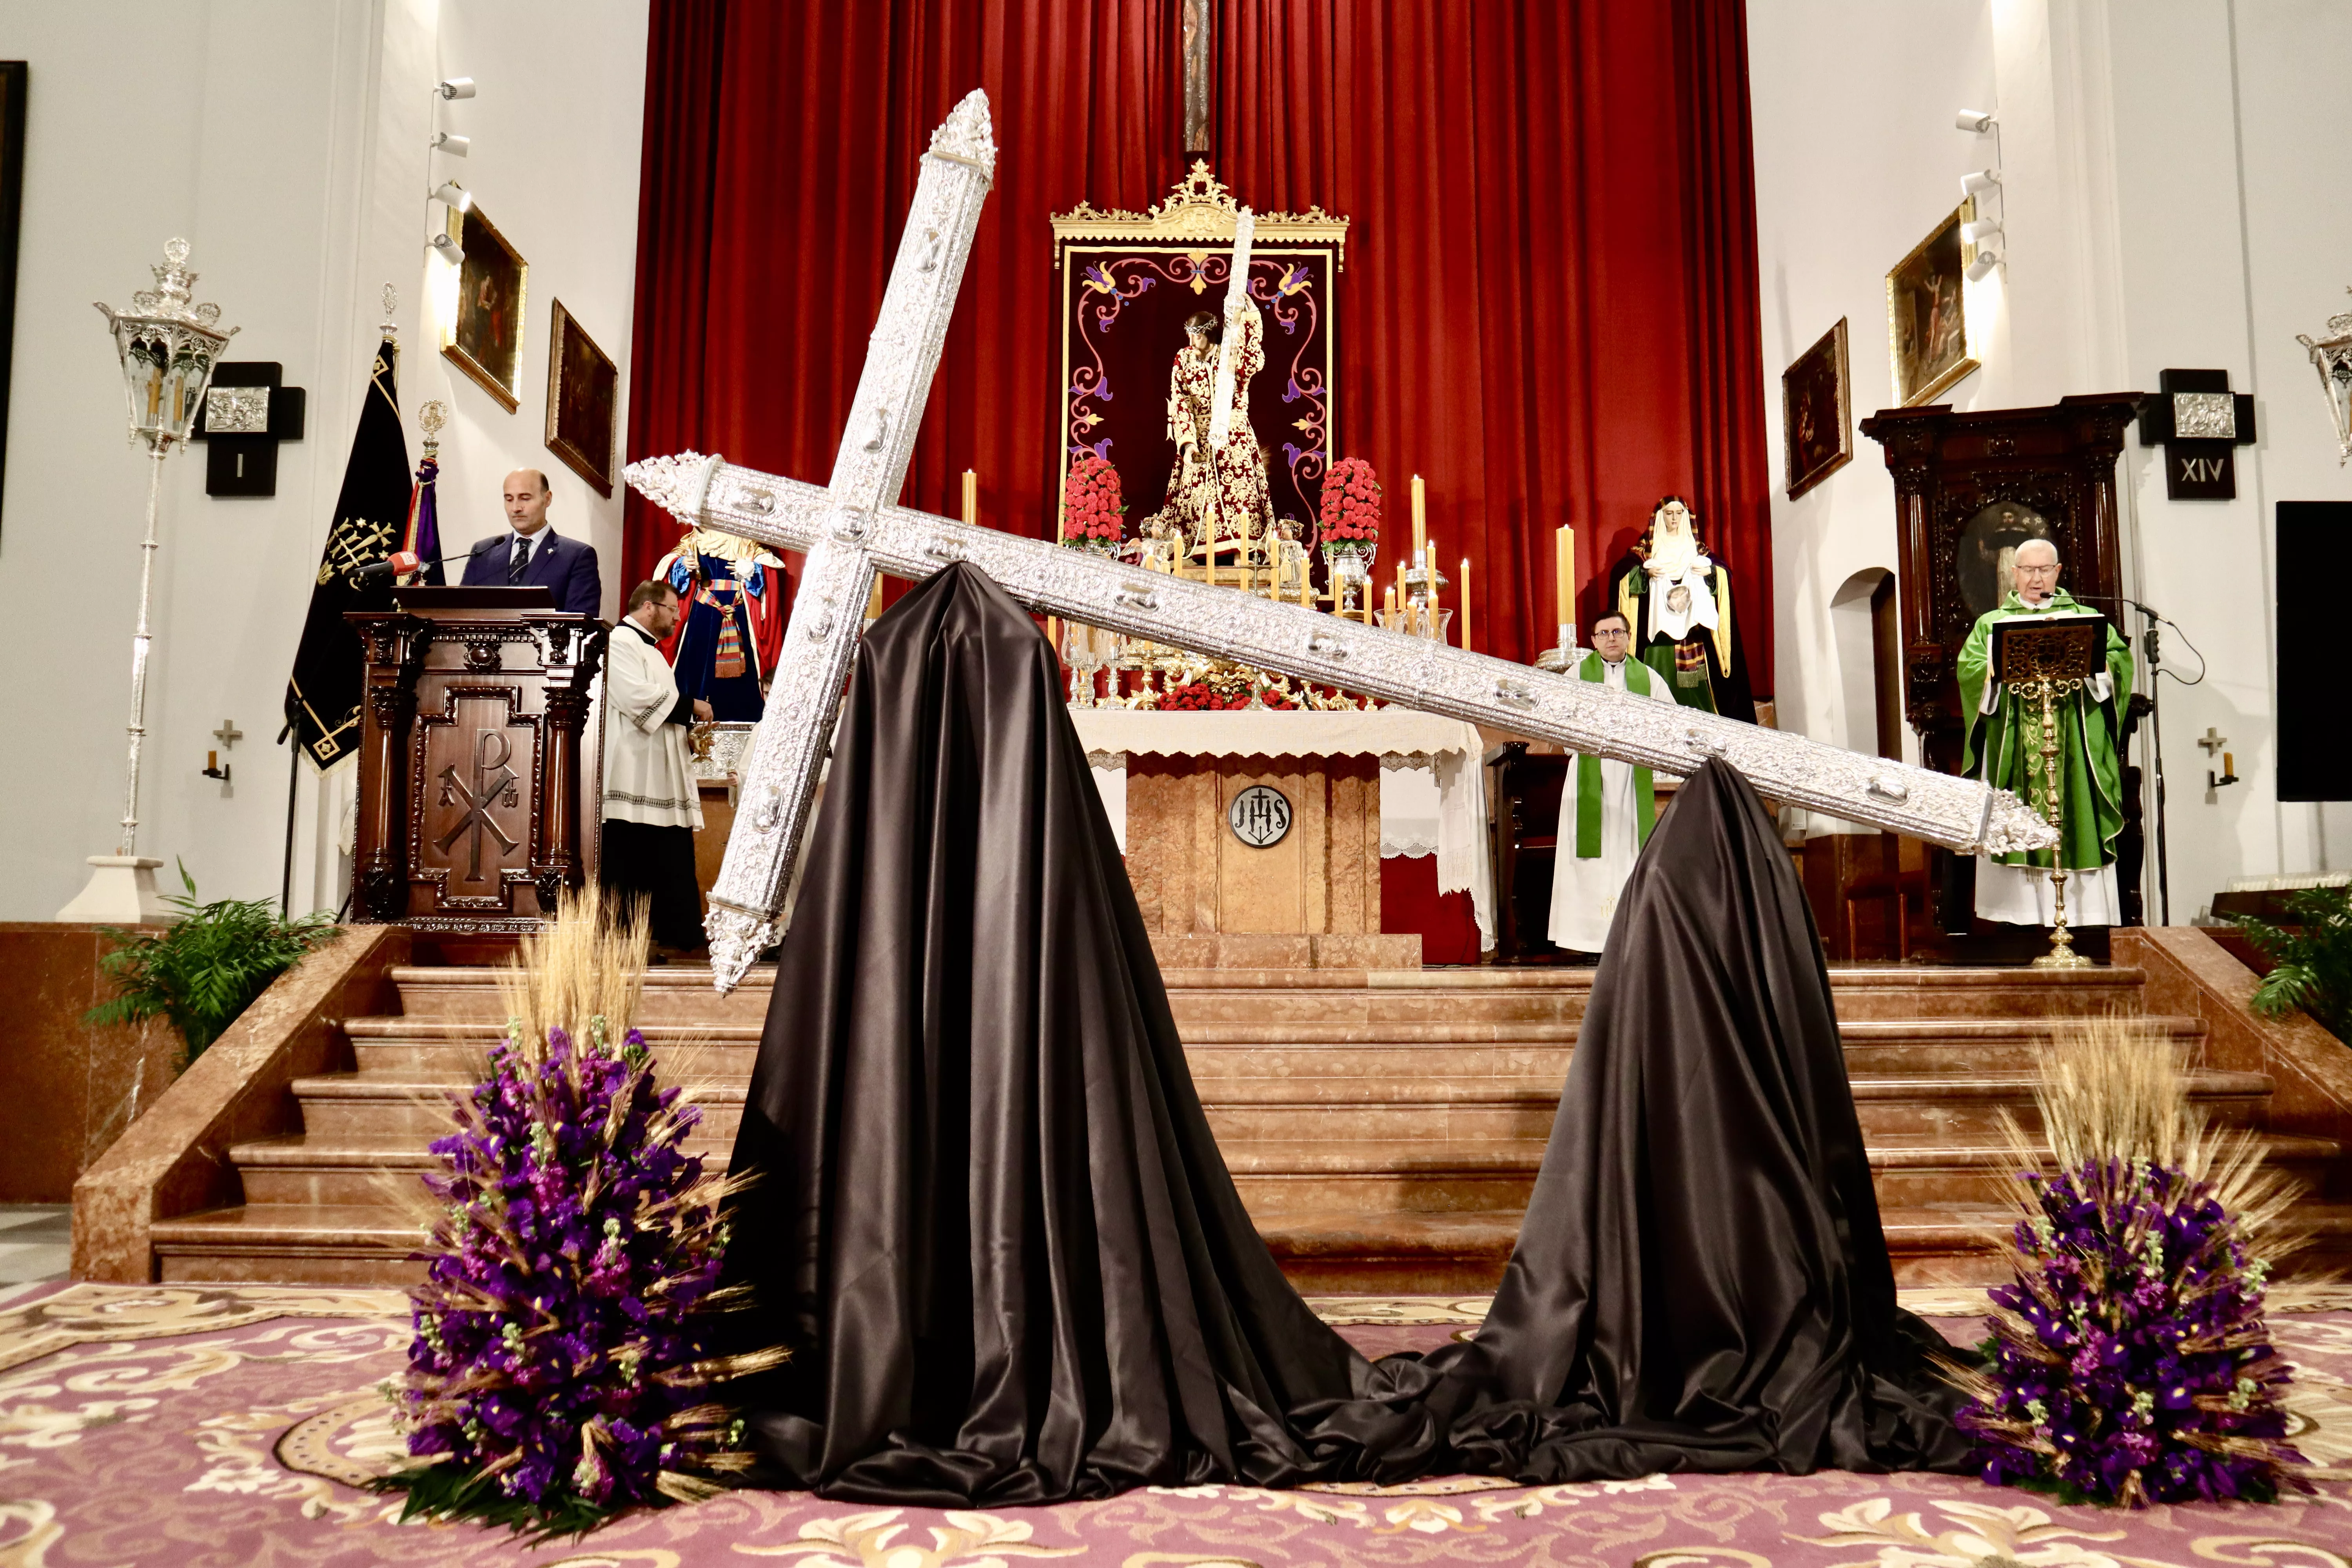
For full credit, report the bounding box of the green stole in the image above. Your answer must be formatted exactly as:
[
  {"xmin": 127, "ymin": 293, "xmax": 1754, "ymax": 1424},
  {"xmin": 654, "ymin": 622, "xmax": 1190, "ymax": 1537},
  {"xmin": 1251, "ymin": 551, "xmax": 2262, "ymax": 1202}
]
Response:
[{"xmin": 1574, "ymin": 652, "xmax": 1657, "ymax": 858}]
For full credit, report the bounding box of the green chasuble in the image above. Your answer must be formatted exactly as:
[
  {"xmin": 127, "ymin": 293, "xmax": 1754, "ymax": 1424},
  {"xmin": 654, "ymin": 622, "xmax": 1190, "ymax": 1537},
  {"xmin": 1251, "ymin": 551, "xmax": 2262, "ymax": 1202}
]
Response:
[
  {"xmin": 1573, "ymin": 652, "xmax": 1659, "ymax": 857},
  {"xmin": 1956, "ymin": 589, "xmax": 2132, "ymax": 873}
]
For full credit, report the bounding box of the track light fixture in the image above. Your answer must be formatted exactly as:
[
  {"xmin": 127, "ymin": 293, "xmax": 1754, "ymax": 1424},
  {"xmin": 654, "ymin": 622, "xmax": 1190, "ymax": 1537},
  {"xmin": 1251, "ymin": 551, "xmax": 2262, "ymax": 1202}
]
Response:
[
  {"xmin": 1966, "ymin": 249, "xmax": 2001, "ymax": 283},
  {"xmin": 432, "ymin": 131, "xmax": 469, "ymax": 158},
  {"xmin": 432, "ymin": 181, "xmax": 473, "ymax": 215},
  {"xmin": 436, "ymin": 77, "xmax": 476, "ymax": 101},
  {"xmin": 1960, "ymin": 168, "xmax": 2001, "ymax": 198},
  {"xmin": 430, "ymin": 232, "xmax": 465, "ymax": 267},
  {"xmin": 1955, "ymin": 108, "xmax": 1996, "ymax": 134},
  {"xmin": 1960, "ymin": 218, "xmax": 2003, "ymax": 246}
]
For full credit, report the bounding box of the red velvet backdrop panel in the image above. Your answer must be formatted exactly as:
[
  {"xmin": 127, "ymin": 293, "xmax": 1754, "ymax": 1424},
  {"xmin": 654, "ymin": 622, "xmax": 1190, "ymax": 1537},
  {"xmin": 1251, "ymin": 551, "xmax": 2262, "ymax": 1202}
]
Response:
[{"xmin": 626, "ymin": 0, "xmax": 1771, "ymax": 687}]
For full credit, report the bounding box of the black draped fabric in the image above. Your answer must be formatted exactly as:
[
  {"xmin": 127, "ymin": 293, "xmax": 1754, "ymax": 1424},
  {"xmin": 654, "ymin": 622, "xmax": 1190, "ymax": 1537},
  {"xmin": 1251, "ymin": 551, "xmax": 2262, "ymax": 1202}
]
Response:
[
  {"xmin": 1372, "ymin": 757, "xmax": 1975, "ymax": 1480},
  {"xmin": 718, "ymin": 563, "xmax": 1971, "ymax": 1503},
  {"xmin": 717, "ymin": 564, "xmax": 1421, "ymax": 1505}
]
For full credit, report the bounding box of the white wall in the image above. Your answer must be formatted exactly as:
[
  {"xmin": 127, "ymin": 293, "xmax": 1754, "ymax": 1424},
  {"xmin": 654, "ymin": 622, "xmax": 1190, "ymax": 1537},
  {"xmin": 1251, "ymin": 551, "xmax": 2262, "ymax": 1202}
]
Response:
[
  {"xmin": 1749, "ymin": 0, "xmax": 2352, "ymax": 921},
  {"xmin": 0, "ymin": 0, "xmax": 647, "ymax": 921}
]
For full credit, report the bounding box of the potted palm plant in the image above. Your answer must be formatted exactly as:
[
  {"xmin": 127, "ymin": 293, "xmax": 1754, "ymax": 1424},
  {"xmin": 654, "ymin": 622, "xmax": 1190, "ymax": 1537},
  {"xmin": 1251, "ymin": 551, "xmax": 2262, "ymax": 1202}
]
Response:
[{"xmin": 86, "ymin": 863, "xmax": 340, "ymax": 1065}]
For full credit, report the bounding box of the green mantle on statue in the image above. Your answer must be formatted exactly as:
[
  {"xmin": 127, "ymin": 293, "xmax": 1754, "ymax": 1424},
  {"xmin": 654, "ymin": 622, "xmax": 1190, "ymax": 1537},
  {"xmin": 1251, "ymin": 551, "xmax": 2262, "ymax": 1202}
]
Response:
[{"xmin": 1956, "ymin": 588, "xmax": 2132, "ymax": 873}]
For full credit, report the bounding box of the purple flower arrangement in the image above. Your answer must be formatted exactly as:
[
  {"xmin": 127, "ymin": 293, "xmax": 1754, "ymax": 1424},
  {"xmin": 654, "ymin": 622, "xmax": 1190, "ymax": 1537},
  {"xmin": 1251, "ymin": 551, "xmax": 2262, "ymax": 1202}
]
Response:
[
  {"xmin": 382, "ymin": 1016, "xmax": 775, "ymax": 1536},
  {"xmin": 1958, "ymin": 1152, "xmax": 2305, "ymax": 1506}
]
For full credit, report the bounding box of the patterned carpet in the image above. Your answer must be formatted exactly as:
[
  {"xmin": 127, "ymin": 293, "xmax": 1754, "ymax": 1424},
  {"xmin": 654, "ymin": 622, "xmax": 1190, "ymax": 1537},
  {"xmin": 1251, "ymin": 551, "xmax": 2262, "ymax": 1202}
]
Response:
[{"xmin": 5, "ymin": 1282, "xmax": 2352, "ymax": 1566}]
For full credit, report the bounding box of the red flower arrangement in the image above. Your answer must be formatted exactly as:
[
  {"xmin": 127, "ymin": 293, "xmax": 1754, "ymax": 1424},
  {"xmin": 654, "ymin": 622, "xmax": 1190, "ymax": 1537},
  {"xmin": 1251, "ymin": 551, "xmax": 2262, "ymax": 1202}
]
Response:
[
  {"xmin": 1318, "ymin": 457, "xmax": 1382, "ymax": 550},
  {"xmin": 1160, "ymin": 680, "xmax": 1298, "ymax": 712},
  {"xmin": 1062, "ymin": 455, "xmax": 1126, "ymax": 548}
]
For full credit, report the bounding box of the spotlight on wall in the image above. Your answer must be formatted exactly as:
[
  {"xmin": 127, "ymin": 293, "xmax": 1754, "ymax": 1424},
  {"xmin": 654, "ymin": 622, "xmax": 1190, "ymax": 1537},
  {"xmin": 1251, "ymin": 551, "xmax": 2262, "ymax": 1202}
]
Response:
[
  {"xmin": 430, "ymin": 231, "xmax": 465, "ymax": 267},
  {"xmin": 1966, "ymin": 248, "xmax": 2002, "ymax": 283},
  {"xmin": 1960, "ymin": 218, "xmax": 2004, "ymax": 247},
  {"xmin": 432, "ymin": 181, "xmax": 473, "ymax": 215},
  {"xmin": 1960, "ymin": 168, "xmax": 2002, "ymax": 198},
  {"xmin": 432, "ymin": 131, "xmax": 469, "ymax": 157},
  {"xmin": 436, "ymin": 77, "xmax": 476, "ymax": 101},
  {"xmin": 1955, "ymin": 108, "xmax": 1996, "ymax": 133}
]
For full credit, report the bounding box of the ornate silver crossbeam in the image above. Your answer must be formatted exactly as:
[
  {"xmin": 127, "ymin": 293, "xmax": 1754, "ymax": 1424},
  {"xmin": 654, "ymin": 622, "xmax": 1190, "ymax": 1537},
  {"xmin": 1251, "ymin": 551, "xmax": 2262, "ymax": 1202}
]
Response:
[{"xmin": 627, "ymin": 93, "xmax": 2055, "ymax": 991}]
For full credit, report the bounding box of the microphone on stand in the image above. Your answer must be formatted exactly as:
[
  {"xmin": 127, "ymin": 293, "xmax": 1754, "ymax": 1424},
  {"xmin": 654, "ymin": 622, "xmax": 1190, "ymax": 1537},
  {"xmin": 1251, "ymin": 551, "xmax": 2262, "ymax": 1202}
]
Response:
[{"xmin": 355, "ymin": 540, "xmax": 497, "ymax": 579}]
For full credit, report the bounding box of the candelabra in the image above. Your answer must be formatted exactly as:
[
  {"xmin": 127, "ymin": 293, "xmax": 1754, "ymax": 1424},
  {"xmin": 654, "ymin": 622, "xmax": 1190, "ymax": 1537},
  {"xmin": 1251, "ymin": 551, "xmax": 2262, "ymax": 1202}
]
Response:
[{"xmin": 58, "ymin": 239, "xmax": 236, "ymax": 924}]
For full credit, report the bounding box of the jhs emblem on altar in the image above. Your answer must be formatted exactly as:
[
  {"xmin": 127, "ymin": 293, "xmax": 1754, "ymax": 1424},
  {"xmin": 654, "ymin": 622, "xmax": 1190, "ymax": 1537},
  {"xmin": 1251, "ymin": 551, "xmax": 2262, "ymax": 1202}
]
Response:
[{"xmin": 1227, "ymin": 784, "xmax": 1292, "ymax": 848}]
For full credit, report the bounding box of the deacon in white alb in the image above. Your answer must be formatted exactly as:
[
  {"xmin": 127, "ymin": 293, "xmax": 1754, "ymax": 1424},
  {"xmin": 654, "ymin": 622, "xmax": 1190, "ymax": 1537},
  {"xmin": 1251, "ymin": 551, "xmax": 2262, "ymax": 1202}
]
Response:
[
  {"xmin": 1548, "ymin": 611, "xmax": 1677, "ymax": 954},
  {"xmin": 601, "ymin": 579, "xmax": 711, "ymax": 954}
]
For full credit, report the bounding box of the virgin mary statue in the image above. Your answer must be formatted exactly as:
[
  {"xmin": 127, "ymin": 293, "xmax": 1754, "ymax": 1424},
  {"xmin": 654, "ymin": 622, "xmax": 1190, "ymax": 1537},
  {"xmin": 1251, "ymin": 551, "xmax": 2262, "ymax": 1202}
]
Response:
[{"xmin": 1156, "ymin": 300, "xmax": 1272, "ymax": 559}]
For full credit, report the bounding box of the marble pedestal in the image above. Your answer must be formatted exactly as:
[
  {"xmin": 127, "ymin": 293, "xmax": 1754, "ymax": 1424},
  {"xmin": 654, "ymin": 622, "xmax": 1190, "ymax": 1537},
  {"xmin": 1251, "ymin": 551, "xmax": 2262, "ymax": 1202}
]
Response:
[{"xmin": 56, "ymin": 856, "xmax": 171, "ymax": 925}]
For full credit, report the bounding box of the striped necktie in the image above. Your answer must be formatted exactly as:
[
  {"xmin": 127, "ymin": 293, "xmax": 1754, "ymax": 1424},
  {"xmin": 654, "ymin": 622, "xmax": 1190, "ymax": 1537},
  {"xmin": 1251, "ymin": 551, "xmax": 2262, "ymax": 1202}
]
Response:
[{"xmin": 507, "ymin": 536, "xmax": 530, "ymax": 584}]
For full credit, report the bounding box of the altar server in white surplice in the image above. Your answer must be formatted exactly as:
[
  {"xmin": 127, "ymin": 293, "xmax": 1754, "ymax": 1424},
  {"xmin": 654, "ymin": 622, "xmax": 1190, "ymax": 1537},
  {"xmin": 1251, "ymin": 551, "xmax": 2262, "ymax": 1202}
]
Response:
[
  {"xmin": 602, "ymin": 579, "xmax": 710, "ymax": 955},
  {"xmin": 1547, "ymin": 612, "xmax": 1677, "ymax": 955}
]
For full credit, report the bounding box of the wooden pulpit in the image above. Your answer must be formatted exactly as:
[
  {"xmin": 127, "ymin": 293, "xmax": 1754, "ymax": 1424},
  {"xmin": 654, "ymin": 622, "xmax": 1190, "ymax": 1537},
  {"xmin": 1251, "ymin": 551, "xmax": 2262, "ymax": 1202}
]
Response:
[{"xmin": 347, "ymin": 586, "xmax": 605, "ymax": 932}]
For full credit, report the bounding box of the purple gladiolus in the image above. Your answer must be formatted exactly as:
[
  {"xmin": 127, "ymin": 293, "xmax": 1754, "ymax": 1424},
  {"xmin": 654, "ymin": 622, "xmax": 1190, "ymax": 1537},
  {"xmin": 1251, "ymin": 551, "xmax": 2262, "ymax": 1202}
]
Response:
[
  {"xmin": 1958, "ymin": 1155, "xmax": 2305, "ymax": 1506},
  {"xmin": 391, "ymin": 1020, "xmax": 751, "ymax": 1524}
]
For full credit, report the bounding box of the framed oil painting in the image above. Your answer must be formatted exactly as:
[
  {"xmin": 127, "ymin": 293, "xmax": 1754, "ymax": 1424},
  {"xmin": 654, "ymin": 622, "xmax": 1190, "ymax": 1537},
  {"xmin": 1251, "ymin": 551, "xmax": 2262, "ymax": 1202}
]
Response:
[
  {"xmin": 1782, "ymin": 316, "xmax": 1851, "ymax": 499},
  {"xmin": 1886, "ymin": 200, "xmax": 1978, "ymax": 407},
  {"xmin": 442, "ymin": 204, "xmax": 526, "ymax": 412},
  {"xmin": 544, "ymin": 300, "xmax": 617, "ymax": 497}
]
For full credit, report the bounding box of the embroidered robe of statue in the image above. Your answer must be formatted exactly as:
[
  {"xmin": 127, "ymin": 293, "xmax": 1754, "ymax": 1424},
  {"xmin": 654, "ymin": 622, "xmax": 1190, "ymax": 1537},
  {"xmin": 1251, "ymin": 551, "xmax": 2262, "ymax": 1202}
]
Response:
[
  {"xmin": 1609, "ymin": 551, "xmax": 1756, "ymax": 722},
  {"xmin": 1160, "ymin": 304, "xmax": 1271, "ymax": 554},
  {"xmin": 1546, "ymin": 652, "xmax": 1677, "ymax": 953},
  {"xmin": 657, "ymin": 532, "xmax": 788, "ymax": 722}
]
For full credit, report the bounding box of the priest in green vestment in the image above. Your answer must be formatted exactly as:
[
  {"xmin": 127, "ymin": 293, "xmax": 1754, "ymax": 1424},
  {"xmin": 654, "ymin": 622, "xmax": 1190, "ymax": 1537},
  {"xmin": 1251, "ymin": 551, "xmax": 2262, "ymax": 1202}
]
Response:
[
  {"xmin": 1955, "ymin": 538, "xmax": 2132, "ymax": 927},
  {"xmin": 1547, "ymin": 612, "xmax": 1678, "ymax": 954}
]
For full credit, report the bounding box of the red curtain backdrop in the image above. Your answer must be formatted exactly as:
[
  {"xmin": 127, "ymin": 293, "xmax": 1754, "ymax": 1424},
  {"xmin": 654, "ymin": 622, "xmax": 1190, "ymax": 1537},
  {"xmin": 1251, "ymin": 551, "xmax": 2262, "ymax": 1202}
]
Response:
[{"xmin": 626, "ymin": 0, "xmax": 1772, "ymax": 688}]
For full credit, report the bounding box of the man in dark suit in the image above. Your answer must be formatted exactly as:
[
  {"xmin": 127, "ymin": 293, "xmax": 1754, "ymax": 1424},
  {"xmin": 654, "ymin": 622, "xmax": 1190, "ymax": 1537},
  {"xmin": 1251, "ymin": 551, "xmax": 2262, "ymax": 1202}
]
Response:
[{"xmin": 459, "ymin": 468, "xmax": 603, "ymax": 617}]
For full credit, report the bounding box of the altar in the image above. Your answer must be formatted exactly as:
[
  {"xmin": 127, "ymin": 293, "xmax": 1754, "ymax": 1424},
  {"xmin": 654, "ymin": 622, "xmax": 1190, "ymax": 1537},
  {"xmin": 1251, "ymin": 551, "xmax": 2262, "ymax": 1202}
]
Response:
[{"xmin": 1069, "ymin": 708, "xmax": 1493, "ymax": 968}]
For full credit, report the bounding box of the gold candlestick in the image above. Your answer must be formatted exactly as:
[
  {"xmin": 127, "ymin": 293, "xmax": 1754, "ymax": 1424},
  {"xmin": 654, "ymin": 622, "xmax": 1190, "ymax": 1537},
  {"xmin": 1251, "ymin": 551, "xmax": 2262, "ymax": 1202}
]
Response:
[{"xmin": 2026, "ymin": 674, "xmax": 2094, "ymax": 970}]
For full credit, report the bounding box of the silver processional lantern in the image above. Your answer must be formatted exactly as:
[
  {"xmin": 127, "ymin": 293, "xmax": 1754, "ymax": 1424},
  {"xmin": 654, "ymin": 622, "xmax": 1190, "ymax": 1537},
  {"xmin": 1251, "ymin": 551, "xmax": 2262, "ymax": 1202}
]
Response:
[
  {"xmin": 59, "ymin": 240, "xmax": 237, "ymax": 924},
  {"xmin": 97, "ymin": 237, "xmax": 236, "ymax": 451},
  {"xmin": 2296, "ymin": 288, "xmax": 2352, "ymax": 466}
]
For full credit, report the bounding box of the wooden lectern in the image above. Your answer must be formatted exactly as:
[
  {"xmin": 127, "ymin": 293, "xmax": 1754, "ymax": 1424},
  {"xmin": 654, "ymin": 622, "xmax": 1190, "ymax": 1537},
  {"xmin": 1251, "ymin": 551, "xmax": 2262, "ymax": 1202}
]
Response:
[{"xmin": 347, "ymin": 586, "xmax": 605, "ymax": 932}]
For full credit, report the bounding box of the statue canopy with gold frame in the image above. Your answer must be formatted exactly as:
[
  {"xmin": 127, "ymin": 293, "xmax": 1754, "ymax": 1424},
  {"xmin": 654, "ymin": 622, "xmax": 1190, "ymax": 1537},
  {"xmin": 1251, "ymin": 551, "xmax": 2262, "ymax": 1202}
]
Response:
[{"xmin": 1053, "ymin": 165, "xmax": 1348, "ymax": 553}]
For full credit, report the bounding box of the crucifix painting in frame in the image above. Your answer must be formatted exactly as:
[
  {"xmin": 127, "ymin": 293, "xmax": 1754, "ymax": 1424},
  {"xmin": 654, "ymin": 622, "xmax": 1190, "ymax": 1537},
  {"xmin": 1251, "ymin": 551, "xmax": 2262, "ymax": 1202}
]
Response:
[
  {"xmin": 1782, "ymin": 316, "xmax": 1852, "ymax": 499},
  {"xmin": 441, "ymin": 203, "xmax": 528, "ymax": 413},
  {"xmin": 1886, "ymin": 199, "xmax": 1978, "ymax": 407},
  {"xmin": 1051, "ymin": 166, "xmax": 1347, "ymax": 574}
]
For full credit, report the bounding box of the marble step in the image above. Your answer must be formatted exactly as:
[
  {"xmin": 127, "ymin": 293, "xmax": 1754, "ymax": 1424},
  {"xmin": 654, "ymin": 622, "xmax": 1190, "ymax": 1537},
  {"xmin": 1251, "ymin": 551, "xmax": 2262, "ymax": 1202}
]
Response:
[
  {"xmin": 151, "ymin": 1196, "xmax": 2352, "ymax": 1295},
  {"xmin": 340, "ymin": 1014, "xmax": 2209, "ymax": 1082},
  {"xmin": 1213, "ymin": 1131, "xmax": 2345, "ymax": 1214},
  {"xmin": 385, "ymin": 962, "xmax": 2156, "ymax": 1028},
  {"xmin": 279, "ymin": 1058, "xmax": 2272, "ymax": 1149}
]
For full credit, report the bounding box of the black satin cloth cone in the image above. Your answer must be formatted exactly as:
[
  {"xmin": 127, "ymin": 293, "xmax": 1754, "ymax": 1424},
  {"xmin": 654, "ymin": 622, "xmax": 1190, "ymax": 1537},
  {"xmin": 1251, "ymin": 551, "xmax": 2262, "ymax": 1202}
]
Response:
[
  {"xmin": 716, "ymin": 564, "xmax": 1426, "ymax": 1505},
  {"xmin": 1367, "ymin": 757, "xmax": 1974, "ymax": 1481}
]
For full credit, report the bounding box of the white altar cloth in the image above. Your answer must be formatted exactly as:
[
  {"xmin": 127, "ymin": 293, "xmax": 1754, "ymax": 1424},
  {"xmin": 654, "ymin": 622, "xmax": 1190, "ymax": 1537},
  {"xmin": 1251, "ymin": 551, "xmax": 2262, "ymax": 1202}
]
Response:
[{"xmin": 1067, "ymin": 708, "xmax": 1494, "ymax": 947}]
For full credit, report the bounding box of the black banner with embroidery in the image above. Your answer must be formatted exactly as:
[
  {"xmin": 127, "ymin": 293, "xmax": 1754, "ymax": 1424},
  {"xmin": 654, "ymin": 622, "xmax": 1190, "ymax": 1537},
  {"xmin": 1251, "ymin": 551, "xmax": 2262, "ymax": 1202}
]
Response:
[{"xmin": 284, "ymin": 335, "xmax": 410, "ymax": 768}]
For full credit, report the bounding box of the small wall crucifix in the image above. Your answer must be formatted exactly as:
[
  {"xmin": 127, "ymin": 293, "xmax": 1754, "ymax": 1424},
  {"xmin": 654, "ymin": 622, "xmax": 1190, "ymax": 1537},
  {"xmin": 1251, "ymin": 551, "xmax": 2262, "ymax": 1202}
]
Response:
[{"xmin": 2137, "ymin": 369, "xmax": 2256, "ymax": 501}]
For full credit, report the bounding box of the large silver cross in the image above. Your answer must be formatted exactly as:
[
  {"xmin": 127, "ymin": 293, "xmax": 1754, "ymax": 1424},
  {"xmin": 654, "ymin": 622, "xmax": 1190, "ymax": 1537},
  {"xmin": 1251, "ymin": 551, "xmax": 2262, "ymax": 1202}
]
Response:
[
  {"xmin": 664, "ymin": 91, "xmax": 996, "ymax": 987},
  {"xmin": 632, "ymin": 93, "xmax": 2056, "ymax": 991}
]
